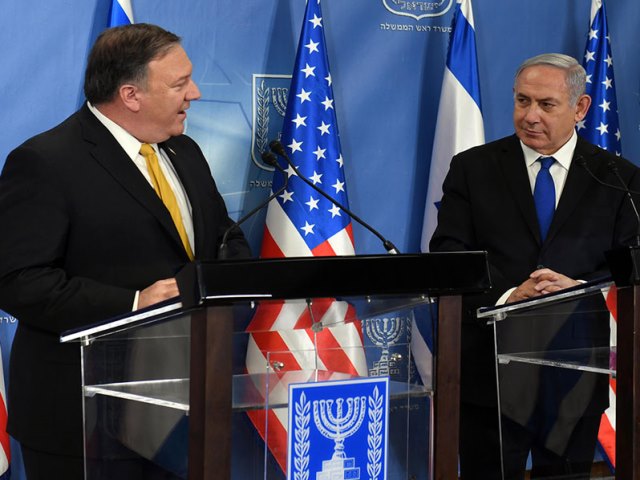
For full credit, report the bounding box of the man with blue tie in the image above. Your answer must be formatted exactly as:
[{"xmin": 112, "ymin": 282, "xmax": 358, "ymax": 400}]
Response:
[{"xmin": 430, "ymin": 53, "xmax": 640, "ymax": 478}]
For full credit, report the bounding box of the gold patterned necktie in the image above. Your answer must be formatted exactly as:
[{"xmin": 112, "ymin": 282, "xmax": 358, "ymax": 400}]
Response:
[{"xmin": 140, "ymin": 143, "xmax": 194, "ymax": 260}]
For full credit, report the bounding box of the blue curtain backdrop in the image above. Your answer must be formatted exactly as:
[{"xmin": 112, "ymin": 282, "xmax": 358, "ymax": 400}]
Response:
[
  {"xmin": 1, "ymin": 0, "xmax": 640, "ymax": 478},
  {"xmin": 3, "ymin": 0, "xmax": 639, "ymax": 257}
]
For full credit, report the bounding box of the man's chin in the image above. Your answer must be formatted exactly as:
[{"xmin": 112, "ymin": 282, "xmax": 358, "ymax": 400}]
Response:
[
  {"xmin": 171, "ymin": 122, "xmax": 187, "ymax": 137},
  {"xmin": 518, "ymin": 133, "xmax": 545, "ymax": 151}
]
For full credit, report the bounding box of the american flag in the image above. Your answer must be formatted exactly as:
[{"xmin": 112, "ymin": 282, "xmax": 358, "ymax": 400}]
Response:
[
  {"xmin": 577, "ymin": 0, "xmax": 620, "ymax": 470},
  {"xmin": 0, "ymin": 348, "xmax": 9, "ymax": 479},
  {"xmin": 108, "ymin": 0, "xmax": 133, "ymax": 27},
  {"xmin": 244, "ymin": 0, "xmax": 367, "ymax": 472}
]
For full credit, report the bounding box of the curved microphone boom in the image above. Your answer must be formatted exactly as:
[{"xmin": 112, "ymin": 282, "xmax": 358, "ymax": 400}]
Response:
[
  {"xmin": 269, "ymin": 139, "xmax": 400, "ymax": 254},
  {"xmin": 576, "ymin": 155, "xmax": 640, "ymax": 195},
  {"xmin": 577, "ymin": 155, "xmax": 640, "ymax": 246},
  {"xmin": 217, "ymin": 151, "xmax": 289, "ymax": 259},
  {"xmin": 607, "ymin": 158, "xmax": 640, "ymax": 247}
]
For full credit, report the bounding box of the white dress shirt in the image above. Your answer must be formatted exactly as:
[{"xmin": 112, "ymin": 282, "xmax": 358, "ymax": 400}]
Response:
[
  {"xmin": 87, "ymin": 102, "xmax": 194, "ymax": 308},
  {"xmin": 496, "ymin": 130, "xmax": 580, "ymax": 305}
]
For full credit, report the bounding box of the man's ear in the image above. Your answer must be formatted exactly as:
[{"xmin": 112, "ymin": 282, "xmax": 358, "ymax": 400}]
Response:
[
  {"xmin": 575, "ymin": 94, "xmax": 592, "ymax": 122},
  {"xmin": 119, "ymin": 84, "xmax": 141, "ymax": 112}
]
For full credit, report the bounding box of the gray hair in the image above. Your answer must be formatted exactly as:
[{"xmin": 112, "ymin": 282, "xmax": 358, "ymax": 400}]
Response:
[{"xmin": 514, "ymin": 53, "xmax": 587, "ymax": 106}]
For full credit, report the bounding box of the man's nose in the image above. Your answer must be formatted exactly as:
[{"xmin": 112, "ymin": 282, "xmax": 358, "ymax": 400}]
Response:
[
  {"xmin": 187, "ymin": 79, "xmax": 201, "ymax": 101},
  {"xmin": 523, "ymin": 104, "xmax": 541, "ymax": 122}
]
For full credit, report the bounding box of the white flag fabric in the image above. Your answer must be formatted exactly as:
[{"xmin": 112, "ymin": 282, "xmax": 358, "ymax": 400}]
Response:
[{"xmin": 420, "ymin": 0, "xmax": 484, "ymax": 252}]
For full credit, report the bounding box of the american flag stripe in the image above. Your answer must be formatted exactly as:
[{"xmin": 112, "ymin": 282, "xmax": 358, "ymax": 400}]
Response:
[
  {"xmin": 600, "ymin": 284, "xmax": 617, "ymax": 467},
  {"xmin": 246, "ymin": 409, "xmax": 289, "ymax": 472},
  {"xmin": 323, "ymin": 224, "xmax": 355, "ymax": 255},
  {"xmin": 262, "ymin": 201, "xmax": 313, "ymax": 256},
  {"xmin": 0, "ymin": 350, "xmax": 10, "ymax": 476},
  {"xmin": 246, "ymin": 304, "xmax": 366, "ymax": 375},
  {"xmin": 262, "ymin": 199, "xmax": 355, "ymax": 257}
]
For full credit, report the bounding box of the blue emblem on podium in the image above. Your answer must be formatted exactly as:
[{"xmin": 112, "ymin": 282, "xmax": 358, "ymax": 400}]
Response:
[{"xmin": 287, "ymin": 377, "xmax": 389, "ymax": 480}]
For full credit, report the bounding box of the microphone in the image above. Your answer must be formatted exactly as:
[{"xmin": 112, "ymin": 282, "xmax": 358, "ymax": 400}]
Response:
[
  {"xmin": 577, "ymin": 155, "xmax": 640, "ymax": 246},
  {"xmin": 269, "ymin": 139, "xmax": 400, "ymax": 254},
  {"xmin": 576, "ymin": 155, "xmax": 640, "ymax": 195},
  {"xmin": 217, "ymin": 151, "xmax": 289, "ymax": 260},
  {"xmin": 607, "ymin": 159, "xmax": 640, "ymax": 247}
]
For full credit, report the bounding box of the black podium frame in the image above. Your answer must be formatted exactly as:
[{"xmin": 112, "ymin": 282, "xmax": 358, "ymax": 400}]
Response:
[
  {"xmin": 606, "ymin": 246, "xmax": 640, "ymax": 478},
  {"xmin": 175, "ymin": 252, "xmax": 490, "ymax": 480}
]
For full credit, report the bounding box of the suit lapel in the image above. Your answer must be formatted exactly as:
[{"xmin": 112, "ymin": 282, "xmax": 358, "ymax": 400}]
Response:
[
  {"xmin": 161, "ymin": 138, "xmax": 205, "ymax": 255},
  {"xmin": 498, "ymin": 136, "xmax": 542, "ymax": 242},
  {"xmin": 545, "ymin": 139, "xmax": 599, "ymax": 244},
  {"xmin": 78, "ymin": 106, "xmax": 188, "ymax": 255}
]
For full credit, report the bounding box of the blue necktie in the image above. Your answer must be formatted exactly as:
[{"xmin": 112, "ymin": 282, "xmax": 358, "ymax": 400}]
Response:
[{"xmin": 533, "ymin": 156, "xmax": 556, "ymax": 241}]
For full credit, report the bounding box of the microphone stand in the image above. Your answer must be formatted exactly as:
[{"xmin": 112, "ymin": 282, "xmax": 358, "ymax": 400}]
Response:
[
  {"xmin": 582, "ymin": 155, "xmax": 640, "ymax": 285},
  {"xmin": 217, "ymin": 152, "xmax": 289, "ymax": 260},
  {"xmin": 269, "ymin": 140, "xmax": 400, "ymax": 254},
  {"xmin": 607, "ymin": 160, "xmax": 640, "ymax": 247}
]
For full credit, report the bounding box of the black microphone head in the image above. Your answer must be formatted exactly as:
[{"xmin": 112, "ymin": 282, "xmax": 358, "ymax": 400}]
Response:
[
  {"xmin": 269, "ymin": 139, "xmax": 287, "ymax": 157},
  {"xmin": 261, "ymin": 150, "xmax": 279, "ymax": 168},
  {"xmin": 575, "ymin": 154, "xmax": 586, "ymax": 167},
  {"xmin": 607, "ymin": 159, "xmax": 619, "ymax": 173}
]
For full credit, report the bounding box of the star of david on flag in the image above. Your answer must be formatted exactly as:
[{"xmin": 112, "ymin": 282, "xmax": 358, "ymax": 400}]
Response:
[
  {"xmin": 577, "ymin": 0, "xmax": 620, "ymax": 472},
  {"xmin": 244, "ymin": 0, "xmax": 367, "ymax": 473}
]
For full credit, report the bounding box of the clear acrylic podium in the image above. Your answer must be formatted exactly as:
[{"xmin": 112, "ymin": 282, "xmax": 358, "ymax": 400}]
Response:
[
  {"xmin": 61, "ymin": 252, "xmax": 490, "ymax": 480},
  {"xmin": 477, "ymin": 279, "xmax": 616, "ymax": 479}
]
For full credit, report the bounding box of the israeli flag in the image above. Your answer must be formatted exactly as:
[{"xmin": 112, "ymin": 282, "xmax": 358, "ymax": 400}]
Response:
[
  {"xmin": 420, "ymin": 0, "xmax": 484, "ymax": 253},
  {"xmin": 109, "ymin": 0, "xmax": 134, "ymax": 27}
]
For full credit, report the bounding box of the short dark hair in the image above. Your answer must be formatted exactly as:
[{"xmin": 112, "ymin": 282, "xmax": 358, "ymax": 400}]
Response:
[{"xmin": 84, "ymin": 23, "xmax": 181, "ymax": 105}]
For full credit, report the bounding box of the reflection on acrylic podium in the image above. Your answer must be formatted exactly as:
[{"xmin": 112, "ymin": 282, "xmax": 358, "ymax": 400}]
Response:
[
  {"xmin": 478, "ymin": 279, "xmax": 615, "ymax": 479},
  {"xmin": 60, "ymin": 253, "xmax": 490, "ymax": 479}
]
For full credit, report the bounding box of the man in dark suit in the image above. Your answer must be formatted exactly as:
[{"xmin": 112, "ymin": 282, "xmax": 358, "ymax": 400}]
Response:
[
  {"xmin": 430, "ymin": 53, "xmax": 640, "ymax": 478},
  {"xmin": 0, "ymin": 23, "xmax": 251, "ymax": 479}
]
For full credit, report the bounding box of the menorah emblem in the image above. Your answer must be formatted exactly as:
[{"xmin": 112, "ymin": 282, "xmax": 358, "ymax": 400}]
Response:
[
  {"xmin": 365, "ymin": 317, "xmax": 404, "ymax": 376},
  {"xmin": 251, "ymin": 75, "xmax": 290, "ymax": 169},
  {"xmin": 271, "ymin": 87, "xmax": 289, "ymax": 117},
  {"xmin": 313, "ymin": 396, "xmax": 367, "ymax": 480}
]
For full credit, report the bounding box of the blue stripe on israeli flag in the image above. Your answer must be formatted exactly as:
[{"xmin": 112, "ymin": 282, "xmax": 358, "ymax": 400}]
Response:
[{"xmin": 109, "ymin": 0, "xmax": 134, "ymax": 27}]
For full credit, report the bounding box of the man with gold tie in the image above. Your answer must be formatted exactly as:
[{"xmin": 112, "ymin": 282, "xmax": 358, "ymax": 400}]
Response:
[{"xmin": 0, "ymin": 23, "xmax": 251, "ymax": 479}]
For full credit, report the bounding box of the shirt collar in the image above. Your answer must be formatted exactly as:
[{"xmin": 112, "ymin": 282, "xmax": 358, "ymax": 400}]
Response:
[
  {"xmin": 87, "ymin": 101, "xmax": 157, "ymax": 159},
  {"xmin": 521, "ymin": 129, "xmax": 578, "ymax": 171}
]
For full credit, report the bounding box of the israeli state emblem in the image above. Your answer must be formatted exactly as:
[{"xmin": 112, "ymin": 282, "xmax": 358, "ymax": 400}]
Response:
[
  {"xmin": 382, "ymin": 0, "xmax": 454, "ymax": 20},
  {"xmin": 364, "ymin": 315, "xmax": 411, "ymax": 379},
  {"xmin": 251, "ymin": 73, "xmax": 292, "ymax": 170},
  {"xmin": 288, "ymin": 377, "xmax": 389, "ymax": 480}
]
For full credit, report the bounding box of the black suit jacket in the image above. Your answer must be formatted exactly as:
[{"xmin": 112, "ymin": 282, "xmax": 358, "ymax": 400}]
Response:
[
  {"xmin": 430, "ymin": 134, "xmax": 640, "ymax": 451},
  {"xmin": 0, "ymin": 104, "xmax": 251, "ymax": 455}
]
